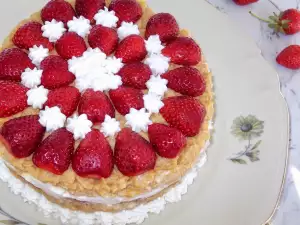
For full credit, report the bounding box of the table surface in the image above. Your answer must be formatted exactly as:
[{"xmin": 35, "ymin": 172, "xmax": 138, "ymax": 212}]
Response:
[{"xmin": 206, "ymin": 0, "xmax": 299, "ymax": 224}]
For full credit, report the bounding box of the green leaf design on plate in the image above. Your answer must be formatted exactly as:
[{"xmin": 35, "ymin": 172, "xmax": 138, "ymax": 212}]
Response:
[
  {"xmin": 0, "ymin": 220, "xmax": 19, "ymax": 225},
  {"xmin": 251, "ymin": 140, "xmax": 262, "ymax": 150},
  {"xmin": 230, "ymin": 158, "xmax": 247, "ymax": 164},
  {"xmin": 246, "ymin": 151, "xmax": 260, "ymax": 162}
]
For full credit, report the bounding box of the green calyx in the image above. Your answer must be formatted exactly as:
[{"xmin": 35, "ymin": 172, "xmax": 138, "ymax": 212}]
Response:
[{"xmin": 249, "ymin": 11, "xmax": 291, "ymax": 34}]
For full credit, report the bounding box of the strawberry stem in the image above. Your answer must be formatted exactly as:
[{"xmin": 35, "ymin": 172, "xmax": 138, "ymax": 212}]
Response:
[{"xmin": 249, "ymin": 11, "xmax": 272, "ymax": 23}]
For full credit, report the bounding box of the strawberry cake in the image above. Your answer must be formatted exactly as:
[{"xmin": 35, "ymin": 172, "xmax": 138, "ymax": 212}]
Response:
[{"xmin": 0, "ymin": 0, "xmax": 213, "ymax": 224}]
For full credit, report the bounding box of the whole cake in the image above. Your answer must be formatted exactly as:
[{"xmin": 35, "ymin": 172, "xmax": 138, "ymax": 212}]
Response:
[{"xmin": 0, "ymin": 0, "xmax": 214, "ymax": 224}]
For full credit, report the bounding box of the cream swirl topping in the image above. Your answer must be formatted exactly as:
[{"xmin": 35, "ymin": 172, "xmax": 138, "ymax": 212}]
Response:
[
  {"xmin": 26, "ymin": 86, "xmax": 49, "ymax": 109},
  {"xmin": 21, "ymin": 68, "xmax": 43, "ymax": 88},
  {"xmin": 42, "ymin": 19, "xmax": 66, "ymax": 42},
  {"xmin": 39, "ymin": 106, "xmax": 66, "ymax": 132},
  {"xmin": 117, "ymin": 22, "xmax": 140, "ymax": 40},
  {"xmin": 66, "ymin": 114, "xmax": 93, "ymax": 140},
  {"xmin": 94, "ymin": 7, "xmax": 119, "ymax": 28},
  {"xmin": 125, "ymin": 108, "xmax": 152, "ymax": 132},
  {"xmin": 28, "ymin": 45, "xmax": 49, "ymax": 67},
  {"xmin": 67, "ymin": 16, "xmax": 92, "ymax": 37},
  {"xmin": 100, "ymin": 115, "xmax": 121, "ymax": 137}
]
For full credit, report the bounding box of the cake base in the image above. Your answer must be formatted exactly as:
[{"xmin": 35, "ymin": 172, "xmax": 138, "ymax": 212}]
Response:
[{"xmin": 0, "ymin": 149, "xmax": 208, "ymax": 225}]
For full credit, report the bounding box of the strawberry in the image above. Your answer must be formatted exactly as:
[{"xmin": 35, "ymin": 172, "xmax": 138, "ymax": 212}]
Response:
[
  {"xmin": 0, "ymin": 115, "xmax": 45, "ymax": 158},
  {"xmin": 12, "ymin": 22, "xmax": 53, "ymax": 50},
  {"xmin": 162, "ymin": 37, "xmax": 201, "ymax": 66},
  {"xmin": 250, "ymin": 9, "xmax": 300, "ymax": 35},
  {"xmin": 44, "ymin": 87, "xmax": 80, "ymax": 117},
  {"xmin": 109, "ymin": 0, "xmax": 142, "ymax": 25},
  {"xmin": 118, "ymin": 62, "xmax": 151, "ymax": 89},
  {"xmin": 114, "ymin": 128, "xmax": 156, "ymax": 176},
  {"xmin": 32, "ymin": 128, "xmax": 74, "ymax": 175},
  {"xmin": 40, "ymin": 55, "xmax": 68, "ymax": 71},
  {"xmin": 75, "ymin": 0, "xmax": 105, "ymax": 22},
  {"xmin": 0, "ymin": 81, "xmax": 28, "ymax": 117},
  {"xmin": 72, "ymin": 129, "xmax": 113, "ymax": 178},
  {"xmin": 280, "ymin": 9, "xmax": 300, "ymax": 34},
  {"xmin": 41, "ymin": 68, "xmax": 75, "ymax": 89},
  {"xmin": 0, "ymin": 48, "xmax": 34, "ymax": 81},
  {"xmin": 109, "ymin": 86, "xmax": 144, "ymax": 115},
  {"xmin": 148, "ymin": 123, "xmax": 186, "ymax": 158},
  {"xmin": 160, "ymin": 96, "xmax": 206, "ymax": 137},
  {"xmin": 145, "ymin": 13, "xmax": 179, "ymax": 43},
  {"xmin": 41, "ymin": 0, "xmax": 76, "ymax": 26},
  {"xmin": 88, "ymin": 25, "xmax": 118, "ymax": 55},
  {"xmin": 233, "ymin": 0, "xmax": 258, "ymax": 5},
  {"xmin": 276, "ymin": 45, "xmax": 300, "ymax": 69},
  {"xmin": 78, "ymin": 89, "xmax": 115, "ymax": 123},
  {"xmin": 55, "ymin": 32, "xmax": 87, "ymax": 60},
  {"xmin": 115, "ymin": 34, "xmax": 147, "ymax": 63},
  {"xmin": 161, "ymin": 67, "xmax": 206, "ymax": 96}
]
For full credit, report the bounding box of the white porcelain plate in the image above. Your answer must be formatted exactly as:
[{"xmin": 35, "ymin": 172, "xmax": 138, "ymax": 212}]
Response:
[{"xmin": 0, "ymin": 0, "xmax": 289, "ymax": 225}]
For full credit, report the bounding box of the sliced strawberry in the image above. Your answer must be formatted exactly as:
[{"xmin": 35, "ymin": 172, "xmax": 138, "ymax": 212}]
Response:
[
  {"xmin": 55, "ymin": 32, "xmax": 87, "ymax": 60},
  {"xmin": 0, "ymin": 81, "xmax": 28, "ymax": 117},
  {"xmin": 41, "ymin": 0, "xmax": 76, "ymax": 26},
  {"xmin": 75, "ymin": 0, "xmax": 105, "ymax": 22},
  {"xmin": 72, "ymin": 129, "xmax": 113, "ymax": 178},
  {"xmin": 0, "ymin": 115, "xmax": 45, "ymax": 158},
  {"xmin": 32, "ymin": 128, "xmax": 74, "ymax": 175},
  {"xmin": 109, "ymin": 0, "xmax": 142, "ymax": 25},
  {"xmin": 12, "ymin": 22, "xmax": 53, "ymax": 50},
  {"xmin": 40, "ymin": 55, "xmax": 68, "ymax": 71},
  {"xmin": 88, "ymin": 25, "xmax": 118, "ymax": 55},
  {"xmin": 78, "ymin": 89, "xmax": 115, "ymax": 123},
  {"xmin": 148, "ymin": 123, "xmax": 186, "ymax": 158},
  {"xmin": 115, "ymin": 128, "xmax": 156, "ymax": 176},
  {"xmin": 160, "ymin": 96, "xmax": 206, "ymax": 137},
  {"xmin": 41, "ymin": 68, "xmax": 75, "ymax": 89},
  {"xmin": 0, "ymin": 48, "xmax": 35, "ymax": 81},
  {"xmin": 109, "ymin": 86, "xmax": 144, "ymax": 115},
  {"xmin": 161, "ymin": 67, "xmax": 206, "ymax": 96},
  {"xmin": 145, "ymin": 13, "xmax": 179, "ymax": 43},
  {"xmin": 162, "ymin": 37, "xmax": 201, "ymax": 66},
  {"xmin": 115, "ymin": 34, "xmax": 147, "ymax": 63},
  {"xmin": 44, "ymin": 87, "xmax": 80, "ymax": 117},
  {"xmin": 118, "ymin": 62, "xmax": 151, "ymax": 89}
]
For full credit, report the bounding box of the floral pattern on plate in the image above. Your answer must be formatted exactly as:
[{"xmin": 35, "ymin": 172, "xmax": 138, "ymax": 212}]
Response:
[{"xmin": 228, "ymin": 115, "xmax": 264, "ymax": 164}]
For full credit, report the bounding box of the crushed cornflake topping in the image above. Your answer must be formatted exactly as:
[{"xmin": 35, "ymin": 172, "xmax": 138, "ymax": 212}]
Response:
[
  {"xmin": 145, "ymin": 35, "xmax": 164, "ymax": 55},
  {"xmin": 66, "ymin": 114, "xmax": 93, "ymax": 140},
  {"xmin": 21, "ymin": 68, "xmax": 43, "ymax": 88},
  {"xmin": 94, "ymin": 7, "xmax": 119, "ymax": 28},
  {"xmin": 117, "ymin": 22, "xmax": 140, "ymax": 40},
  {"xmin": 26, "ymin": 86, "xmax": 49, "ymax": 109},
  {"xmin": 145, "ymin": 53, "xmax": 170, "ymax": 75},
  {"xmin": 143, "ymin": 93, "xmax": 164, "ymax": 113},
  {"xmin": 125, "ymin": 108, "xmax": 152, "ymax": 132},
  {"xmin": 42, "ymin": 19, "xmax": 66, "ymax": 42},
  {"xmin": 28, "ymin": 45, "xmax": 49, "ymax": 67},
  {"xmin": 39, "ymin": 106, "xmax": 66, "ymax": 132},
  {"xmin": 67, "ymin": 16, "xmax": 92, "ymax": 37},
  {"xmin": 146, "ymin": 75, "xmax": 168, "ymax": 97},
  {"xmin": 100, "ymin": 115, "xmax": 121, "ymax": 137}
]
